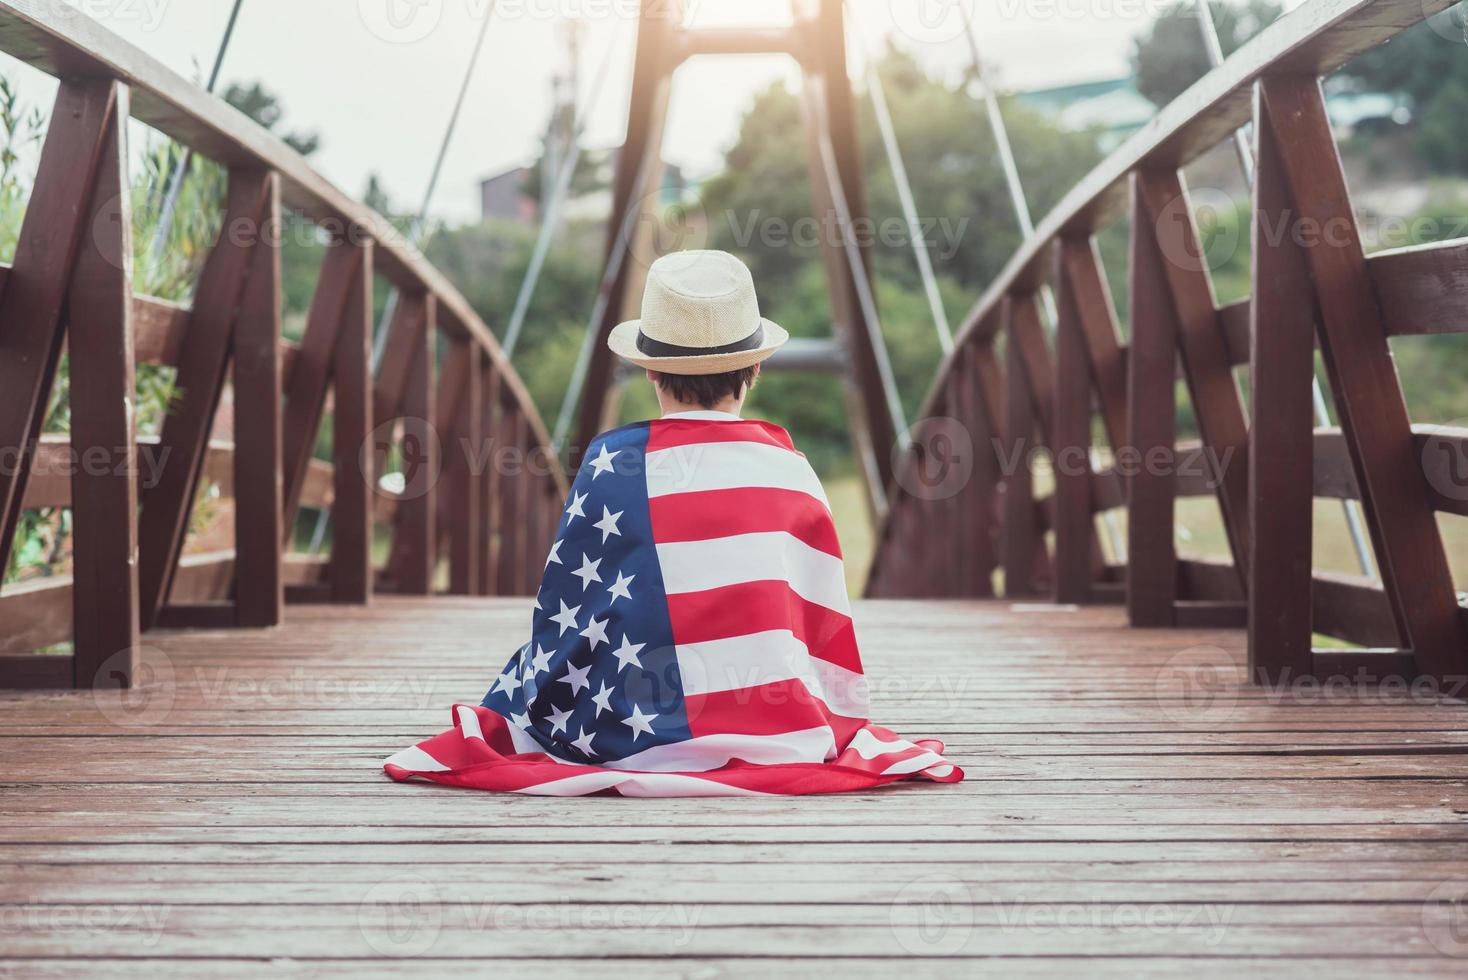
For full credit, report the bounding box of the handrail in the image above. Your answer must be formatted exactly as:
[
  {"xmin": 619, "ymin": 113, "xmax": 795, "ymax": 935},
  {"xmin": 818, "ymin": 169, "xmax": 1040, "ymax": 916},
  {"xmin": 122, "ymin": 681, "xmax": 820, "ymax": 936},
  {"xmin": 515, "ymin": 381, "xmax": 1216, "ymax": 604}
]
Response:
[
  {"xmin": 0, "ymin": 1, "xmax": 562, "ymax": 471},
  {"xmin": 869, "ymin": 0, "xmax": 1468, "ymax": 687}
]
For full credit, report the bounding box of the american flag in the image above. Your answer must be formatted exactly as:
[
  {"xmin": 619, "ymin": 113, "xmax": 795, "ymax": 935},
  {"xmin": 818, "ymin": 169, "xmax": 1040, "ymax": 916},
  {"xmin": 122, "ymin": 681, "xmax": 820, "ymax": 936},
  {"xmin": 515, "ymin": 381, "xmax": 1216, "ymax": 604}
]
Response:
[{"xmin": 385, "ymin": 412, "xmax": 962, "ymax": 796}]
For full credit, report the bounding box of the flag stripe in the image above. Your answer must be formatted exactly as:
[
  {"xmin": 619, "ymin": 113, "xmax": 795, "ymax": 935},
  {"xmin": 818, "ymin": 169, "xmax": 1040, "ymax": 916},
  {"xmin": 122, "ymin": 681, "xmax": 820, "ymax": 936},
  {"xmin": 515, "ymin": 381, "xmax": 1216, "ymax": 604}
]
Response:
[
  {"xmin": 665, "ymin": 580, "xmax": 861, "ymax": 673},
  {"xmin": 656, "ymin": 531, "xmax": 850, "ymax": 614},
  {"xmin": 646, "ymin": 440, "xmax": 829, "ymax": 508},
  {"xmin": 676, "ymin": 628, "xmax": 870, "ymax": 719},
  {"xmin": 649, "ymin": 486, "xmax": 841, "ymax": 556},
  {"xmin": 645, "ymin": 418, "xmax": 796, "ymax": 453}
]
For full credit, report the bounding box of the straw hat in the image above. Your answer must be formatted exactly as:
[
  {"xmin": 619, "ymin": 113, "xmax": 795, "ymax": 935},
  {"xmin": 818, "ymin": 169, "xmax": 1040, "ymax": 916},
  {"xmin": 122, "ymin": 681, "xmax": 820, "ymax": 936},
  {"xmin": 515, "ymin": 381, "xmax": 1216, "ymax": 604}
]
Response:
[{"xmin": 607, "ymin": 250, "xmax": 789, "ymax": 374}]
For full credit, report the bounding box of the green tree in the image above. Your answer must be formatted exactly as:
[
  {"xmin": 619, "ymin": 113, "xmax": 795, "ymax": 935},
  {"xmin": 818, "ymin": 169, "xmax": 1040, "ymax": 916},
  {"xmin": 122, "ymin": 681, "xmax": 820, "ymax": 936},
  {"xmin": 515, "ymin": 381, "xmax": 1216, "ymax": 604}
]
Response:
[
  {"xmin": 1340, "ymin": 7, "xmax": 1468, "ymax": 175},
  {"xmin": 1131, "ymin": 1, "xmax": 1283, "ymax": 107}
]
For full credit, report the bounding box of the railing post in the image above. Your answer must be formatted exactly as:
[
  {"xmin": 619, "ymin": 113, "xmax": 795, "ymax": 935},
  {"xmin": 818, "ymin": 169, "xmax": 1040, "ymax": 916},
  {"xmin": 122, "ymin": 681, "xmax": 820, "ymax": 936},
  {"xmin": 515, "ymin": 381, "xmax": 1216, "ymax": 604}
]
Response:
[
  {"xmin": 438, "ymin": 340, "xmax": 480, "ymax": 596},
  {"xmin": 66, "ymin": 80, "xmax": 140, "ymax": 687},
  {"xmin": 477, "ymin": 362, "xmax": 501, "ymax": 595},
  {"xmin": 384, "ymin": 293, "xmax": 437, "ymax": 595},
  {"xmin": 1127, "ymin": 172, "xmax": 1181, "ymax": 628},
  {"xmin": 232, "ymin": 172, "xmax": 284, "ymax": 627},
  {"xmin": 329, "ymin": 238, "xmax": 373, "ymax": 604},
  {"xmin": 1001, "ymin": 296, "xmax": 1040, "ymax": 597},
  {"xmin": 1052, "ymin": 238, "xmax": 1094, "ymax": 604}
]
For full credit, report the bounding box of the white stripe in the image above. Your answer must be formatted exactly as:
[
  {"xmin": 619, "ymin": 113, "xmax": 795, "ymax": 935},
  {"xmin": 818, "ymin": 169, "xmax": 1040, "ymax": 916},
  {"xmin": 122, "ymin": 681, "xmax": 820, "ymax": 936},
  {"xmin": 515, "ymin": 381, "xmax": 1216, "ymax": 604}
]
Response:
[
  {"xmin": 383, "ymin": 744, "xmax": 448, "ymax": 773},
  {"xmin": 660, "ymin": 411, "xmax": 743, "ymax": 421},
  {"xmin": 519, "ymin": 771, "xmax": 770, "ymax": 797},
  {"xmin": 455, "ymin": 704, "xmax": 486, "ymax": 741},
  {"xmin": 645, "ymin": 440, "xmax": 828, "ymax": 509},
  {"xmin": 603, "ymin": 727, "xmax": 837, "ymax": 771},
  {"xmin": 879, "ymin": 751, "xmax": 950, "ymax": 776},
  {"xmin": 845, "ymin": 727, "xmax": 916, "ymax": 760},
  {"xmin": 656, "ymin": 531, "xmax": 850, "ymax": 614},
  {"xmin": 676, "ymin": 629, "xmax": 870, "ymax": 718}
]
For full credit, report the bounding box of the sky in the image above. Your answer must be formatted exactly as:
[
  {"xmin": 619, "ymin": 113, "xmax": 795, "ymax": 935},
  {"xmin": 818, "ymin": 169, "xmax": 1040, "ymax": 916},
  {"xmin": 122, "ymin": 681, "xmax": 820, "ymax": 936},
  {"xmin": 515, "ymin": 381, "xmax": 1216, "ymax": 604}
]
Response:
[{"xmin": 5, "ymin": 0, "xmax": 1303, "ymax": 224}]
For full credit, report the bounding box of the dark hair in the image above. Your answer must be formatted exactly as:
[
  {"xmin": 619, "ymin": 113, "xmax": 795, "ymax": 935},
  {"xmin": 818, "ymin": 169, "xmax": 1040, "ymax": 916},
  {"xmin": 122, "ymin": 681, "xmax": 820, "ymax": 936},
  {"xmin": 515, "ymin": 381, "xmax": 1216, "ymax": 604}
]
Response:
[{"xmin": 650, "ymin": 366, "xmax": 757, "ymax": 409}]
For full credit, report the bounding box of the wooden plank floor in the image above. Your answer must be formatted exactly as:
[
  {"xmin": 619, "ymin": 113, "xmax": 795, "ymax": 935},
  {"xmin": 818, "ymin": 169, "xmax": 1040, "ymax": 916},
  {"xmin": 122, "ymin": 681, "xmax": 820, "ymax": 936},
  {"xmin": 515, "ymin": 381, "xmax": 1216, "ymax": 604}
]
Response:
[{"xmin": 3, "ymin": 597, "xmax": 1468, "ymax": 976}]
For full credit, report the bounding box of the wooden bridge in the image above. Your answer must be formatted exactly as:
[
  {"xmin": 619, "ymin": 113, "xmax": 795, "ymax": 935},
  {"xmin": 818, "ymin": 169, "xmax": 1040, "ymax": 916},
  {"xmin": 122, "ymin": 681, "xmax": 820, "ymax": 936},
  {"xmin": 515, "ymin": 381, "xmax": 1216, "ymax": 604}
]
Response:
[{"xmin": 2, "ymin": 0, "xmax": 1467, "ymax": 971}]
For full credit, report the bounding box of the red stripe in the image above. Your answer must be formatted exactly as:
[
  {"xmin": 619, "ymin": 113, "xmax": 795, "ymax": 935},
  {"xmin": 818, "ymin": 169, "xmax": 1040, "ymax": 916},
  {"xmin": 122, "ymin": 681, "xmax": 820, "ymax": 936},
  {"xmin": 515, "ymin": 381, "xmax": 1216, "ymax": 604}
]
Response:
[
  {"xmin": 684, "ymin": 677, "xmax": 865, "ymax": 746},
  {"xmin": 665, "ymin": 579, "xmax": 862, "ymax": 675},
  {"xmin": 646, "ymin": 418, "xmax": 796, "ymax": 453},
  {"xmin": 649, "ymin": 486, "xmax": 840, "ymax": 556}
]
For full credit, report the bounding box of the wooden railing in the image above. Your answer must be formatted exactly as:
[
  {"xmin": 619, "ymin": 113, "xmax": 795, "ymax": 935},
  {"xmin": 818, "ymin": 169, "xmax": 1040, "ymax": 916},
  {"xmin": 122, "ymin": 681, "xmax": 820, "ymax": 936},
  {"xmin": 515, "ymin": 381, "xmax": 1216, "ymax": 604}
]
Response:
[
  {"xmin": 867, "ymin": 0, "xmax": 1468, "ymax": 687},
  {"xmin": 0, "ymin": 5, "xmax": 566, "ymax": 689}
]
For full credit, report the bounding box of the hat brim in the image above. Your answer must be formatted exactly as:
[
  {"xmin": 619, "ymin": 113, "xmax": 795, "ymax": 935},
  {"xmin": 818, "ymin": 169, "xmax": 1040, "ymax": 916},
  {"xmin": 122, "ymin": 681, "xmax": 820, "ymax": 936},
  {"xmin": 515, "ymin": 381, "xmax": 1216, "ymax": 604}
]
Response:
[{"xmin": 607, "ymin": 317, "xmax": 789, "ymax": 375}]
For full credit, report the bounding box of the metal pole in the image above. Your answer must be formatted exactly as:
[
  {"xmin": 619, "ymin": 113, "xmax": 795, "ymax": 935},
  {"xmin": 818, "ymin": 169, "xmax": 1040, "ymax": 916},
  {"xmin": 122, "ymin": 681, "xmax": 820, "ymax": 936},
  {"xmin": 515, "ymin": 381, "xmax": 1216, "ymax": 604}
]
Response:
[
  {"xmin": 844, "ymin": 0, "xmax": 952, "ymax": 353},
  {"xmin": 502, "ymin": 29, "xmax": 621, "ymax": 359},
  {"xmin": 372, "ymin": 0, "xmax": 498, "ymax": 371},
  {"xmin": 1191, "ymin": 0, "xmax": 1375, "ymax": 579},
  {"xmin": 959, "ymin": 9, "xmax": 1124, "ymax": 561},
  {"xmin": 148, "ymin": 0, "xmax": 245, "ymax": 263}
]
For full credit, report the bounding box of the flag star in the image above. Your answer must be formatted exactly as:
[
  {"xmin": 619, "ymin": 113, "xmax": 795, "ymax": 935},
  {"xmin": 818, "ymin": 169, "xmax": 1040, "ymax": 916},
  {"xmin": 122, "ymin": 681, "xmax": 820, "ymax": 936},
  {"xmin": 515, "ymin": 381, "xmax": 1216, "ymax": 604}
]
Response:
[
  {"xmin": 529, "ymin": 645, "xmax": 554, "ymax": 676},
  {"xmin": 593, "ymin": 506, "xmax": 623, "ymax": 544},
  {"xmin": 588, "ymin": 443, "xmax": 619, "ymax": 479},
  {"xmin": 570, "ymin": 726, "xmax": 597, "ymax": 757},
  {"xmin": 621, "ymin": 704, "xmax": 658, "ymax": 741},
  {"xmin": 606, "ymin": 570, "xmax": 635, "ymax": 604},
  {"xmin": 544, "ymin": 538, "xmax": 564, "ymax": 568},
  {"xmin": 510, "ymin": 711, "xmax": 531, "ymax": 730},
  {"xmin": 493, "ymin": 667, "xmax": 521, "ymax": 697},
  {"xmin": 590, "ymin": 682, "xmax": 614, "ymax": 717},
  {"xmin": 611, "ymin": 635, "xmax": 646, "ymax": 672},
  {"xmin": 580, "ymin": 616, "xmax": 610, "ymax": 650},
  {"xmin": 565, "ymin": 490, "xmax": 588, "ymax": 524},
  {"xmin": 545, "ymin": 704, "xmax": 572, "ymax": 736},
  {"xmin": 549, "ymin": 599, "xmax": 581, "ymax": 635},
  {"xmin": 558, "ymin": 661, "xmax": 592, "ymax": 695},
  {"xmin": 571, "ymin": 553, "xmax": 603, "ymax": 592}
]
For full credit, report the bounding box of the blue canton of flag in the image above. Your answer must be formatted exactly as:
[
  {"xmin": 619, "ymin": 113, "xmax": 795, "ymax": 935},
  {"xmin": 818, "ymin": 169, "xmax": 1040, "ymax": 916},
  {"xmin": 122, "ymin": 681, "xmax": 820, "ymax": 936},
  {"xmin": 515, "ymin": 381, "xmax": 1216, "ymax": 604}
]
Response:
[{"xmin": 481, "ymin": 423, "xmax": 691, "ymax": 763}]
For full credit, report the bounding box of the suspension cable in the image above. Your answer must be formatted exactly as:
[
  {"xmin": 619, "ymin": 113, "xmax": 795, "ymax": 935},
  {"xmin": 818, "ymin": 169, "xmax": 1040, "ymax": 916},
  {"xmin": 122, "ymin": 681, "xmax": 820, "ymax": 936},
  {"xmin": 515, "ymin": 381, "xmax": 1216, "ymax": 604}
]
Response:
[
  {"xmin": 843, "ymin": 0, "xmax": 952, "ymax": 354},
  {"xmin": 1191, "ymin": 0, "xmax": 1375, "ymax": 579},
  {"xmin": 148, "ymin": 0, "xmax": 245, "ymax": 263},
  {"xmin": 501, "ymin": 25, "xmax": 622, "ymax": 360}
]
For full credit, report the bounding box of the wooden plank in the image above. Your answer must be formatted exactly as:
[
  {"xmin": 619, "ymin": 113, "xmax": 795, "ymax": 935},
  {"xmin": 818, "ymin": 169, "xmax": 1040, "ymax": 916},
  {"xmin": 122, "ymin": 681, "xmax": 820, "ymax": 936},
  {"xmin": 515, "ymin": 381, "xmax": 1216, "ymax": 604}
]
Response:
[
  {"xmin": 64, "ymin": 80, "xmax": 138, "ymax": 688},
  {"xmin": 436, "ymin": 342, "xmax": 479, "ymax": 596},
  {"xmin": 280, "ymin": 241, "xmax": 359, "ymax": 537},
  {"xmin": 1052, "ymin": 239, "xmax": 1093, "ymax": 604},
  {"xmin": 476, "ymin": 363, "xmax": 500, "ymax": 595},
  {"xmin": 328, "ymin": 240, "xmax": 373, "ymax": 604},
  {"xmin": 136, "ymin": 169, "xmax": 270, "ymax": 629},
  {"xmin": 0, "ymin": 78, "xmax": 115, "ymax": 574},
  {"xmin": 231, "ymin": 172, "xmax": 284, "ymax": 628},
  {"xmin": 1126, "ymin": 173, "xmax": 1180, "ymax": 628},
  {"xmin": 1259, "ymin": 75, "xmax": 1467, "ymax": 679},
  {"xmin": 1136, "ymin": 169, "xmax": 1251, "ymax": 577},
  {"xmin": 498, "ymin": 409, "xmax": 531, "ymax": 597},
  {"xmin": 1059, "ymin": 238, "xmax": 1128, "ymax": 448}
]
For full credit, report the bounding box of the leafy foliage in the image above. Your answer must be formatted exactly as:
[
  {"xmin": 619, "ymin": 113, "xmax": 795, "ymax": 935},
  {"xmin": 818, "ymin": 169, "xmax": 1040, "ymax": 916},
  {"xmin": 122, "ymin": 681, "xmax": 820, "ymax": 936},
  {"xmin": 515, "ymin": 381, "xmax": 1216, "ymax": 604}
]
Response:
[{"xmin": 1131, "ymin": 0, "xmax": 1283, "ymax": 107}]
